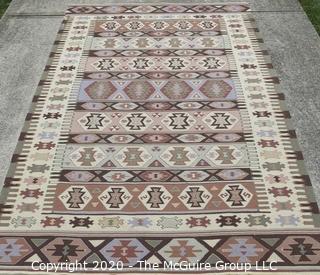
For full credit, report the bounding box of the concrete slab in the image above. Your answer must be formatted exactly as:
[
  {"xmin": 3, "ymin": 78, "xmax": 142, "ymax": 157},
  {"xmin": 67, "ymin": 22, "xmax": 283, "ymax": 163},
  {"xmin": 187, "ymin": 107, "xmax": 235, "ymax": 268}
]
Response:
[
  {"xmin": 253, "ymin": 12, "xmax": 320, "ymax": 203},
  {"xmin": 0, "ymin": 17, "xmax": 62, "ymax": 185},
  {"xmin": 0, "ymin": 0, "xmax": 319, "ymax": 205},
  {"xmin": 6, "ymin": 0, "xmax": 303, "ymax": 15}
]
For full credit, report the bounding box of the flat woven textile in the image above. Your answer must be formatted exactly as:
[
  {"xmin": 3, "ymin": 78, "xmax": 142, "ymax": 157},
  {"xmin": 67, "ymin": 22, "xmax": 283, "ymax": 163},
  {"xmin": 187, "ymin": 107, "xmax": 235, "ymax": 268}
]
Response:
[{"xmin": 0, "ymin": 3, "xmax": 319, "ymax": 274}]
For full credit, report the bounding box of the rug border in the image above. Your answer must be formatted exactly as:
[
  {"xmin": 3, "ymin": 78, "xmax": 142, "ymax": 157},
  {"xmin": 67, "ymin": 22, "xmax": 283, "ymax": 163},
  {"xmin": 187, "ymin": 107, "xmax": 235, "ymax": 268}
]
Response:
[{"xmin": 242, "ymin": 13, "xmax": 320, "ymax": 223}]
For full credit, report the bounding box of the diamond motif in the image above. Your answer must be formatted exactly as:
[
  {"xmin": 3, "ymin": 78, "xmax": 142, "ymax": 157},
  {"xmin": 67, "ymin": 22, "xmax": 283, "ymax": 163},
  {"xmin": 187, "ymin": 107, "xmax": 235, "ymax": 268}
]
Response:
[
  {"xmin": 149, "ymin": 21, "xmax": 169, "ymax": 30},
  {"xmin": 162, "ymin": 81, "xmax": 192, "ymax": 99},
  {"xmin": 162, "ymin": 112, "xmax": 196, "ymax": 131},
  {"xmin": 85, "ymin": 81, "xmax": 117, "ymax": 99},
  {"xmin": 0, "ymin": 238, "xmax": 32, "ymax": 264},
  {"xmin": 124, "ymin": 81, "xmax": 155, "ymax": 100},
  {"xmin": 102, "ymin": 171, "xmax": 134, "ymax": 182},
  {"xmin": 216, "ymin": 169, "xmax": 249, "ymax": 180},
  {"xmin": 218, "ymin": 237, "xmax": 267, "ymax": 263},
  {"xmin": 203, "ymin": 112, "xmax": 238, "ymax": 130},
  {"xmin": 125, "ymin": 21, "xmax": 145, "ymax": 30},
  {"xmin": 120, "ymin": 113, "xmax": 153, "ymax": 131},
  {"xmin": 159, "ymin": 239, "xmax": 208, "ymax": 263},
  {"xmin": 179, "ymin": 170, "xmax": 210, "ymax": 181},
  {"xmin": 161, "ymin": 146, "xmax": 195, "ymax": 166},
  {"xmin": 117, "ymin": 147, "xmax": 152, "ymax": 167},
  {"xmin": 100, "ymin": 239, "xmax": 148, "ymax": 266},
  {"xmin": 70, "ymin": 147, "xmax": 106, "ymax": 167},
  {"xmin": 277, "ymin": 236, "xmax": 320, "ymax": 264},
  {"xmin": 206, "ymin": 145, "xmax": 243, "ymax": 165},
  {"xmin": 139, "ymin": 171, "xmax": 173, "ymax": 181},
  {"xmin": 174, "ymin": 20, "xmax": 193, "ymax": 30},
  {"xmin": 64, "ymin": 171, "xmax": 95, "ymax": 182},
  {"xmin": 100, "ymin": 21, "xmax": 121, "ymax": 31}
]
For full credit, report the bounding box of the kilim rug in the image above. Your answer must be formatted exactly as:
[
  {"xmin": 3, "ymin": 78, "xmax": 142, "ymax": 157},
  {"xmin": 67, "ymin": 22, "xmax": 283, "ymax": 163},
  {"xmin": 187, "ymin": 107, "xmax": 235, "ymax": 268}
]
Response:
[{"xmin": 0, "ymin": 2, "xmax": 319, "ymax": 274}]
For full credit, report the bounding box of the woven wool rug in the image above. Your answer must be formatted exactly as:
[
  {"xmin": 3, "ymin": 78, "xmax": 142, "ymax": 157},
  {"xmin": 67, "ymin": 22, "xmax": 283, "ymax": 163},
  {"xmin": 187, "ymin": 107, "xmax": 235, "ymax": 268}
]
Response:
[{"xmin": 0, "ymin": 3, "xmax": 319, "ymax": 274}]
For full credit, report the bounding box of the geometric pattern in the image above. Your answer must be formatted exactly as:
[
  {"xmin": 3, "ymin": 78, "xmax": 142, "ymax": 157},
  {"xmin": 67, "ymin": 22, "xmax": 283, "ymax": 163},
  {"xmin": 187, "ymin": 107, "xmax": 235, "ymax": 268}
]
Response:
[
  {"xmin": 0, "ymin": 234, "xmax": 318, "ymax": 267},
  {"xmin": 53, "ymin": 182, "xmax": 257, "ymax": 213},
  {"xmin": 79, "ymin": 79, "xmax": 236, "ymax": 102},
  {"xmin": 72, "ymin": 110, "xmax": 242, "ymax": 134},
  {"xmin": 63, "ymin": 144, "xmax": 249, "ymax": 168},
  {"xmin": 0, "ymin": 3, "xmax": 319, "ymax": 273}
]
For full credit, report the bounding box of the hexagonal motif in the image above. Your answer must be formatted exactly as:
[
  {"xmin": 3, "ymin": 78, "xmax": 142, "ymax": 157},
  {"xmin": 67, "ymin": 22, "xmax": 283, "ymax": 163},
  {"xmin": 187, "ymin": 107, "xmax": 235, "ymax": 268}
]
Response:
[
  {"xmin": 112, "ymin": 102, "xmax": 139, "ymax": 110},
  {"xmin": 106, "ymin": 135, "xmax": 136, "ymax": 144},
  {"xmin": 116, "ymin": 147, "xmax": 152, "ymax": 167},
  {"xmin": 202, "ymin": 111, "xmax": 238, "ymax": 130},
  {"xmin": 123, "ymin": 81, "xmax": 155, "ymax": 100},
  {"xmin": 179, "ymin": 185, "xmax": 212, "ymax": 209},
  {"xmin": 177, "ymin": 134, "xmax": 206, "ymax": 143},
  {"xmin": 69, "ymin": 146, "xmax": 106, "ymax": 167},
  {"xmin": 102, "ymin": 171, "xmax": 134, "ymax": 182},
  {"xmin": 175, "ymin": 102, "xmax": 204, "ymax": 110},
  {"xmin": 101, "ymin": 6, "xmax": 127, "ymax": 13},
  {"xmin": 59, "ymin": 186, "xmax": 92, "ymax": 210},
  {"xmin": 197, "ymin": 20, "xmax": 218, "ymax": 30},
  {"xmin": 84, "ymin": 81, "xmax": 117, "ymax": 100},
  {"xmin": 179, "ymin": 170, "xmax": 210, "ymax": 181},
  {"xmin": 139, "ymin": 185, "xmax": 173, "ymax": 210},
  {"xmin": 71, "ymin": 134, "xmax": 100, "ymax": 144},
  {"xmin": 120, "ymin": 113, "xmax": 153, "ymax": 131},
  {"xmin": 162, "ymin": 80, "xmax": 193, "ymax": 100},
  {"xmin": 174, "ymin": 20, "xmax": 193, "ymax": 30},
  {"xmin": 162, "ymin": 5, "xmax": 187, "ymax": 13},
  {"xmin": 192, "ymin": 5, "xmax": 217, "ymax": 13},
  {"xmin": 99, "ymin": 186, "xmax": 132, "ymax": 210},
  {"xmin": 206, "ymin": 145, "xmax": 243, "ymax": 166},
  {"xmin": 100, "ymin": 21, "xmax": 121, "ymax": 31},
  {"xmin": 209, "ymin": 101, "xmax": 237, "ymax": 109},
  {"xmin": 80, "ymin": 102, "xmax": 106, "ymax": 110},
  {"xmin": 78, "ymin": 112, "xmax": 110, "ymax": 131},
  {"xmin": 64, "ymin": 171, "xmax": 96, "ymax": 182},
  {"xmin": 218, "ymin": 184, "xmax": 253, "ymax": 208},
  {"xmin": 141, "ymin": 134, "xmax": 172, "ymax": 143},
  {"xmin": 161, "ymin": 112, "xmax": 196, "ymax": 131},
  {"xmin": 213, "ymin": 133, "xmax": 242, "ymax": 142},
  {"xmin": 199, "ymin": 80, "xmax": 232, "ymax": 99},
  {"xmin": 125, "ymin": 21, "xmax": 145, "ymax": 31},
  {"xmin": 149, "ymin": 21, "xmax": 170, "ymax": 30},
  {"xmin": 139, "ymin": 170, "xmax": 173, "ymax": 182},
  {"xmin": 216, "ymin": 169, "xmax": 249, "ymax": 181},
  {"xmin": 159, "ymin": 238, "xmax": 208, "ymax": 263},
  {"xmin": 132, "ymin": 5, "xmax": 157, "ymax": 13},
  {"xmin": 160, "ymin": 146, "xmax": 195, "ymax": 166}
]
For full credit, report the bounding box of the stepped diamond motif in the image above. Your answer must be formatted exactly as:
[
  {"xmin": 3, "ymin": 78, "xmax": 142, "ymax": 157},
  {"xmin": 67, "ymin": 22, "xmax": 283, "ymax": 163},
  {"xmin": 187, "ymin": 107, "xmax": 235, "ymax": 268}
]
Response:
[
  {"xmin": 159, "ymin": 239, "xmax": 208, "ymax": 263},
  {"xmin": 84, "ymin": 81, "xmax": 117, "ymax": 100}
]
